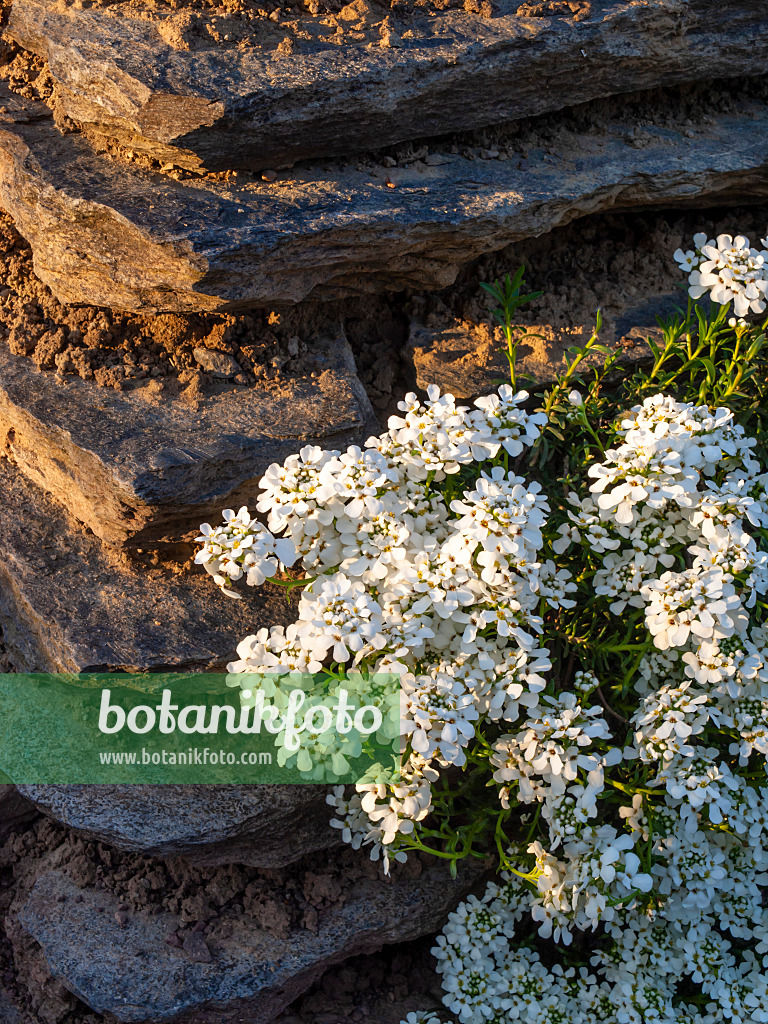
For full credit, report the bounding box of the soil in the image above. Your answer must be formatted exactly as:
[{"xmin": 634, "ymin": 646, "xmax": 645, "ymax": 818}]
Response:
[
  {"xmin": 276, "ymin": 935, "xmax": 446, "ymax": 1024},
  {"xmin": 0, "ymin": 634, "xmax": 11, "ymax": 673},
  {"xmin": 24, "ymin": 0, "xmax": 589, "ymax": 59},
  {"xmin": 411, "ymin": 203, "xmax": 768, "ymax": 366}
]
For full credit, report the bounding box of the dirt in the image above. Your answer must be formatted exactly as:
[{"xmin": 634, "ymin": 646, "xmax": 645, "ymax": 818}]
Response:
[
  {"xmin": 0, "ymin": 612, "xmax": 12, "ymax": 672},
  {"xmin": 276, "ymin": 935, "xmax": 446, "ymax": 1024},
  {"xmin": 410, "ymin": 203, "xmax": 768, "ymax": 365},
  {"xmin": 27, "ymin": 0, "xmax": 578, "ymax": 59},
  {"xmin": 3, "ymin": 197, "xmax": 768, "ymax": 422}
]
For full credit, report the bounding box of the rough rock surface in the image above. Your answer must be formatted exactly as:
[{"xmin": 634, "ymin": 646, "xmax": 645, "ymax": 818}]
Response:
[
  {"xmin": 0, "ymin": 787, "xmax": 36, "ymax": 841},
  {"xmin": 14, "ymin": 786, "xmax": 340, "ymax": 869},
  {"xmin": 16, "ymin": 862, "xmax": 481, "ymax": 1023},
  {"xmin": 7, "ymin": 0, "xmax": 768, "ymax": 170},
  {"xmin": 0, "ymin": 333, "xmax": 377, "ymax": 547},
  {"xmin": 2, "ymin": 87, "xmax": 768, "ymax": 311},
  {"xmin": 0, "ymin": 458, "xmax": 294, "ymax": 672}
]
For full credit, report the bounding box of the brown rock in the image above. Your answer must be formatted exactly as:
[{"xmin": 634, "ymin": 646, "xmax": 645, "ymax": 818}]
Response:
[
  {"xmin": 182, "ymin": 930, "xmax": 212, "ymax": 963},
  {"xmin": 6, "ymin": 0, "xmax": 768, "ymax": 170},
  {"xmin": 2, "ymin": 87, "xmax": 768, "ymax": 312},
  {"xmin": 192, "ymin": 346, "xmax": 241, "ymax": 377}
]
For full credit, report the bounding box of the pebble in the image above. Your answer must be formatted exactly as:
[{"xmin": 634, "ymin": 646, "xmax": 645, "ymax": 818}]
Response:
[
  {"xmin": 183, "ymin": 930, "xmax": 213, "ymax": 963},
  {"xmin": 261, "ymin": 169, "xmax": 278, "ymax": 182},
  {"xmin": 192, "ymin": 347, "xmax": 241, "ymax": 378}
]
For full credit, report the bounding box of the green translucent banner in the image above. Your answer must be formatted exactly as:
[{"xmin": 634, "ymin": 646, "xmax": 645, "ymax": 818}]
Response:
[{"xmin": 0, "ymin": 672, "xmax": 401, "ymax": 784}]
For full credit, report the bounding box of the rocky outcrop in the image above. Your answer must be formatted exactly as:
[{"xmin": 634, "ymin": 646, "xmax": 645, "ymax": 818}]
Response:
[
  {"xmin": 15, "ymin": 786, "xmax": 340, "ymax": 869},
  {"xmin": 0, "ymin": 459, "xmax": 293, "ymax": 672},
  {"xmin": 16, "ymin": 863, "xmax": 482, "ymax": 1023},
  {"xmin": 0, "ymin": 335, "xmax": 376, "ymax": 548},
  {"xmin": 7, "ymin": 0, "xmax": 768, "ymax": 171},
  {"xmin": 2, "ymin": 84, "xmax": 768, "ymax": 313}
]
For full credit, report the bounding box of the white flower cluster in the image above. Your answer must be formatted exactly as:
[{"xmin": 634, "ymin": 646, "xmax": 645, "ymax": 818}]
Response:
[
  {"xmin": 423, "ymin": 805, "xmax": 768, "ymax": 1024},
  {"xmin": 402, "ymin": 392, "xmax": 768, "ymax": 1024},
  {"xmin": 195, "ymin": 507, "xmax": 296, "ymax": 597},
  {"xmin": 203, "ymin": 384, "xmax": 558, "ymax": 866},
  {"xmin": 198, "ymin": 368, "xmax": 768, "ymax": 1022},
  {"xmin": 675, "ymin": 232, "xmax": 768, "ymax": 317}
]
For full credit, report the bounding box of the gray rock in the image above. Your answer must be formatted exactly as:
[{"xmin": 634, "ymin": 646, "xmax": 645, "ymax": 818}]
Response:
[
  {"xmin": 0, "ymin": 335, "xmax": 377, "ymax": 548},
  {"xmin": 7, "ymin": 0, "xmax": 768, "ymax": 170},
  {"xmin": 15, "ymin": 785, "xmax": 340, "ymax": 869},
  {"xmin": 3, "ymin": 87, "xmax": 768, "ymax": 312},
  {"xmin": 192, "ymin": 347, "xmax": 241, "ymax": 378},
  {"xmin": 0, "ymin": 459, "xmax": 293, "ymax": 672},
  {"xmin": 0, "ymin": 785, "xmax": 37, "ymax": 840},
  {"xmin": 18, "ymin": 864, "xmax": 483, "ymax": 1023}
]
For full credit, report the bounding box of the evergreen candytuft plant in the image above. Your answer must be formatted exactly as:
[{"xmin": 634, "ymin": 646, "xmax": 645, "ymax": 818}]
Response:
[{"xmin": 196, "ymin": 238, "xmax": 768, "ymax": 1024}]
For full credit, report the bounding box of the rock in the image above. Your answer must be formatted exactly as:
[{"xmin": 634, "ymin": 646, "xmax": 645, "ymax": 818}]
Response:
[
  {"xmin": 17, "ymin": 863, "xmax": 483, "ymax": 1023},
  {"xmin": 0, "ymin": 458, "xmax": 294, "ymax": 672},
  {"xmin": 6, "ymin": 0, "xmax": 768, "ymax": 170},
  {"xmin": 192, "ymin": 347, "xmax": 241, "ymax": 377},
  {"xmin": 2, "ymin": 88, "xmax": 768, "ymax": 312},
  {"xmin": 405, "ymin": 292, "xmax": 684, "ymax": 400},
  {"xmin": 0, "ymin": 335, "xmax": 377, "ymax": 548},
  {"xmin": 182, "ymin": 931, "xmax": 213, "ymax": 963},
  {"xmin": 0, "ymin": 785, "xmax": 37, "ymax": 840},
  {"xmin": 15, "ymin": 785, "xmax": 340, "ymax": 869}
]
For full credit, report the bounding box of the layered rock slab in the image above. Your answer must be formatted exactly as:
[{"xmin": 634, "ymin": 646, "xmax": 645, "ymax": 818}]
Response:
[
  {"xmin": 15, "ymin": 785, "xmax": 340, "ymax": 869},
  {"xmin": 17, "ymin": 865, "xmax": 481, "ymax": 1023},
  {"xmin": 0, "ymin": 334, "xmax": 377, "ymax": 547},
  {"xmin": 7, "ymin": 0, "xmax": 768, "ymax": 170},
  {"xmin": 0, "ymin": 458, "xmax": 292, "ymax": 672},
  {"xmin": 3, "ymin": 89, "xmax": 768, "ymax": 312}
]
